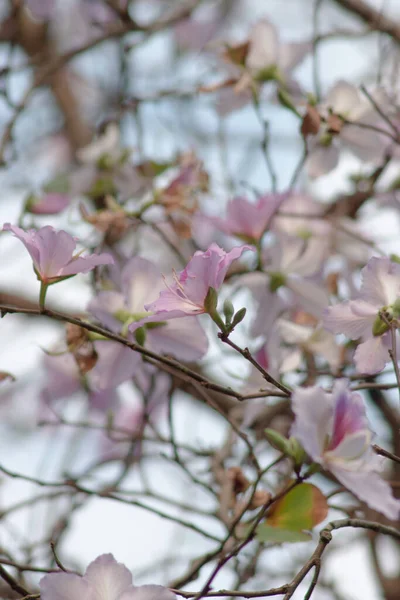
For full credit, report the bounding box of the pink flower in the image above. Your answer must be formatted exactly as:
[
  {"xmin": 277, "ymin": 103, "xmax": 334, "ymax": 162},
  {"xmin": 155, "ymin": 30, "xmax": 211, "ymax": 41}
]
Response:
[
  {"xmin": 306, "ymin": 81, "xmax": 387, "ymax": 178},
  {"xmin": 323, "ymin": 257, "xmax": 400, "ymax": 374},
  {"xmin": 41, "ymin": 352, "xmax": 120, "ymax": 412},
  {"xmin": 88, "ymin": 256, "xmax": 209, "ymax": 363},
  {"xmin": 129, "ymin": 243, "xmax": 253, "ymax": 329},
  {"xmin": 3, "ymin": 224, "xmax": 113, "ymax": 285},
  {"xmin": 27, "ymin": 192, "xmax": 70, "ymax": 215},
  {"xmin": 40, "ymin": 553, "xmax": 176, "ymax": 600},
  {"xmin": 291, "ymin": 380, "xmax": 400, "ymax": 520},
  {"xmin": 211, "ymin": 193, "xmax": 286, "ymax": 241}
]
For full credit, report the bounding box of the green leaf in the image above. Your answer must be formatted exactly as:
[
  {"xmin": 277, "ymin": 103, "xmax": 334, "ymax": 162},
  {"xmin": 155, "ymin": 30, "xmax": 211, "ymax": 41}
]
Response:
[
  {"xmin": 267, "ymin": 483, "xmax": 328, "ymax": 532},
  {"xmin": 254, "ymin": 483, "xmax": 327, "ymax": 545},
  {"xmin": 255, "ymin": 525, "xmax": 311, "ymax": 544}
]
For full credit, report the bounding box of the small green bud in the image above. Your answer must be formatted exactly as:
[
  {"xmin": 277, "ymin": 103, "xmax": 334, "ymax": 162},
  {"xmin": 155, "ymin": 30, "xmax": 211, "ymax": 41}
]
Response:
[
  {"xmin": 134, "ymin": 327, "xmax": 146, "ymax": 346},
  {"xmin": 264, "ymin": 428, "xmax": 291, "ymax": 454},
  {"xmin": 231, "ymin": 307, "xmax": 247, "ymax": 328},
  {"xmin": 372, "ymin": 314, "xmax": 390, "ymax": 336},
  {"xmin": 306, "ymin": 92, "xmax": 318, "ymax": 106},
  {"xmin": 319, "ymin": 132, "xmax": 333, "ymax": 147},
  {"xmin": 390, "ymin": 254, "xmax": 400, "ymax": 265},
  {"xmin": 287, "ymin": 437, "xmax": 307, "ymax": 466},
  {"xmin": 223, "ymin": 299, "xmax": 235, "ymax": 325},
  {"xmin": 204, "ymin": 287, "xmax": 218, "ymax": 315},
  {"xmin": 269, "ymin": 272, "xmax": 286, "ymax": 292}
]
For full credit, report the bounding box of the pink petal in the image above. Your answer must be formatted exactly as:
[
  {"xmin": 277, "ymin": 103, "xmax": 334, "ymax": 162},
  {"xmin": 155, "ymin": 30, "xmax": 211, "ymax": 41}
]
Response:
[
  {"xmin": 323, "ymin": 301, "xmax": 375, "ymax": 340},
  {"xmin": 29, "ymin": 193, "xmax": 70, "ymax": 215},
  {"xmin": 246, "ymin": 19, "xmax": 279, "ymax": 73},
  {"xmin": 291, "ymin": 385, "xmax": 333, "ymax": 461},
  {"xmin": 354, "ymin": 335, "xmax": 391, "ymax": 375},
  {"xmin": 325, "ymin": 81, "xmax": 360, "ymax": 115},
  {"xmin": 121, "ymin": 585, "xmax": 176, "ymax": 600},
  {"xmin": 89, "ymin": 342, "xmax": 141, "ymax": 390},
  {"xmin": 306, "ymin": 142, "xmax": 340, "ymax": 178},
  {"xmin": 360, "ymin": 257, "xmax": 400, "ymax": 307},
  {"xmin": 122, "ymin": 257, "xmax": 163, "ymax": 312},
  {"xmin": 147, "ymin": 316, "xmax": 208, "ymax": 360},
  {"xmin": 330, "ymin": 465, "xmax": 400, "ymax": 521},
  {"xmin": 40, "ymin": 572, "xmax": 92, "ymax": 600},
  {"xmin": 85, "ymin": 554, "xmax": 133, "ymax": 600},
  {"xmin": 328, "ymin": 382, "xmax": 368, "ymax": 450},
  {"xmin": 59, "ymin": 252, "xmax": 114, "ymax": 277},
  {"xmin": 88, "ymin": 291, "xmax": 126, "ymax": 333}
]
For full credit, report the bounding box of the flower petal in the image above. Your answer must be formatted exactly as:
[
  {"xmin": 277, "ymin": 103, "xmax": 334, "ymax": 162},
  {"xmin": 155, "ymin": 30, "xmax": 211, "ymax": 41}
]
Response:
[
  {"xmin": 89, "ymin": 342, "xmax": 141, "ymax": 390},
  {"xmin": 40, "ymin": 572, "xmax": 92, "ymax": 600},
  {"xmin": 147, "ymin": 316, "xmax": 208, "ymax": 361},
  {"xmin": 120, "ymin": 585, "xmax": 176, "ymax": 600},
  {"xmin": 330, "ymin": 465, "xmax": 400, "ymax": 521},
  {"xmin": 323, "ymin": 301, "xmax": 375, "ymax": 340},
  {"xmin": 360, "ymin": 257, "xmax": 400, "ymax": 307},
  {"xmin": 85, "ymin": 554, "xmax": 133, "ymax": 600},
  {"xmin": 291, "ymin": 385, "xmax": 333, "ymax": 461},
  {"xmin": 354, "ymin": 335, "xmax": 391, "ymax": 375}
]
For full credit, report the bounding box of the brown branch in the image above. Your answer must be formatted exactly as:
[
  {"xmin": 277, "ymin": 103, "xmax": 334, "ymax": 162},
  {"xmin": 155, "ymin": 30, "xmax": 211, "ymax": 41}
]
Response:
[{"xmin": 332, "ymin": 0, "xmax": 400, "ymax": 43}]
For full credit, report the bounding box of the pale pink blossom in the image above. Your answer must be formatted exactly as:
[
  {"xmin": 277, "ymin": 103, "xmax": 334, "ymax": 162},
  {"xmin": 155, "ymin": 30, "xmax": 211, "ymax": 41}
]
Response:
[
  {"xmin": 277, "ymin": 318, "xmax": 341, "ymax": 371},
  {"xmin": 216, "ymin": 19, "xmax": 310, "ymax": 115},
  {"xmin": 306, "ymin": 81, "xmax": 387, "ymax": 178},
  {"xmin": 88, "ymin": 256, "xmax": 208, "ymax": 362},
  {"xmin": 323, "ymin": 257, "xmax": 400, "ymax": 374},
  {"xmin": 211, "ymin": 193, "xmax": 287, "ymax": 241},
  {"xmin": 129, "ymin": 244, "xmax": 253, "ymax": 330},
  {"xmin": 265, "ymin": 233, "xmax": 329, "ymax": 318},
  {"xmin": 291, "ymin": 380, "xmax": 400, "ymax": 520},
  {"xmin": 3, "ymin": 224, "xmax": 113, "ymax": 285},
  {"xmin": 27, "ymin": 192, "xmax": 70, "ymax": 215},
  {"xmin": 41, "ymin": 350, "xmax": 120, "ymax": 412},
  {"xmin": 40, "ymin": 553, "xmax": 176, "ymax": 600}
]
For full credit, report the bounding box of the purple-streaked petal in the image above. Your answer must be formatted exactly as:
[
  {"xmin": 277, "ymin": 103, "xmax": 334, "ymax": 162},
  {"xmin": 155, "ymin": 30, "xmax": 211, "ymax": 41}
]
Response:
[
  {"xmin": 330, "ymin": 465, "xmax": 400, "ymax": 521},
  {"xmin": 327, "ymin": 430, "xmax": 372, "ymax": 461},
  {"xmin": 89, "ymin": 342, "xmax": 141, "ymax": 390},
  {"xmin": 328, "ymin": 382, "xmax": 368, "ymax": 450},
  {"xmin": 323, "ymin": 301, "xmax": 375, "ymax": 340},
  {"xmin": 40, "ymin": 572, "xmax": 92, "ymax": 600},
  {"xmin": 291, "ymin": 385, "xmax": 333, "ymax": 461},
  {"xmin": 354, "ymin": 335, "xmax": 391, "ymax": 375},
  {"xmin": 85, "ymin": 554, "xmax": 133, "ymax": 600}
]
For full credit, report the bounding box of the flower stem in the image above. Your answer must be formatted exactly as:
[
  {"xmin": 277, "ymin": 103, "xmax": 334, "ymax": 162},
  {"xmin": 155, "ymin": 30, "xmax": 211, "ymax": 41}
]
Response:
[{"xmin": 39, "ymin": 282, "xmax": 48, "ymax": 312}]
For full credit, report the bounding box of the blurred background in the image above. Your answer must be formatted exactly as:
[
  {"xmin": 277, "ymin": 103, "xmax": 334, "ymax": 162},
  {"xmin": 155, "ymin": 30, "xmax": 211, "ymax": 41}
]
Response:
[{"xmin": 1, "ymin": 1, "xmax": 400, "ymax": 599}]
